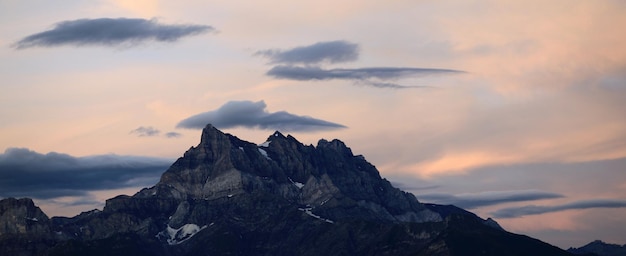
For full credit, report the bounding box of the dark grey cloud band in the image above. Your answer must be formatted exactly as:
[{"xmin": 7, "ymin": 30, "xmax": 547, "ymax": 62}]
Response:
[
  {"xmin": 14, "ymin": 18, "xmax": 214, "ymax": 49},
  {"xmin": 256, "ymin": 40, "xmax": 359, "ymax": 64},
  {"xmin": 176, "ymin": 100, "xmax": 346, "ymax": 132},
  {"xmin": 0, "ymin": 148, "xmax": 171, "ymax": 199}
]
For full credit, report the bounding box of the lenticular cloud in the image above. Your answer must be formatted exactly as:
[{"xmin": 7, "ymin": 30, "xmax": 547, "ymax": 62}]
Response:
[
  {"xmin": 176, "ymin": 100, "xmax": 346, "ymax": 132},
  {"xmin": 14, "ymin": 18, "xmax": 214, "ymax": 49},
  {"xmin": 257, "ymin": 40, "xmax": 464, "ymax": 89},
  {"xmin": 256, "ymin": 40, "xmax": 359, "ymax": 65}
]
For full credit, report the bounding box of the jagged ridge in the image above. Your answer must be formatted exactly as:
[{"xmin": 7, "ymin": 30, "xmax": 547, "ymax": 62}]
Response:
[
  {"xmin": 133, "ymin": 124, "xmax": 440, "ymax": 224},
  {"xmin": 0, "ymin": 124, "xmax": 574, "ymax": 256}
]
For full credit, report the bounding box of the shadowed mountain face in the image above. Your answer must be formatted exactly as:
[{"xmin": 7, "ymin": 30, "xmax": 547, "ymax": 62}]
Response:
[
  {"xmin": 568, "ymin": 240, "xmax": 626, "ymax": 256},
  {"xmin": 0, "ymin": 124, "xmax": 573, "ymax": 255}
]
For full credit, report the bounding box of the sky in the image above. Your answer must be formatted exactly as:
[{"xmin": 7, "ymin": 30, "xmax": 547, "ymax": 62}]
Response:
[{"xmin": 1, "ymin": 0, "xmax": 625, "ymax": 249}]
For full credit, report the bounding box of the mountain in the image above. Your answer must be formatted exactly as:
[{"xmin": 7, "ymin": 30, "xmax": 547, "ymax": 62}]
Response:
[
  {"xmin": 568, "ymin": 240, "xmax": 626, "ymax": 256},
  {"xmin": 0, "ymin": 198, "xmax": 56, "ymax": 256},
  {"xmin": 0, "ymin": 124, "xmax": 573, "ymax": 255}
]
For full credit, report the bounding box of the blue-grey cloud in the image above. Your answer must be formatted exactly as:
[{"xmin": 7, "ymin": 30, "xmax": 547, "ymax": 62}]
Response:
[
  {"xmin": 130, "ymin": 126, "xmax": 160, "ymax": 137},
  {"xmin": 45, "ymin": 197, "xmax": 104, "ymax": 207},
  {"xmin": 491, "ymin": 199, "xmax": 626, "ymax": 218},
  {"xmin": 130, "ymin": 127, "xmax": 182, "ymax": 138},
  {"xmin": 418, "ymin": 190, "xmax": 564, "ymax": 209},
  {"xmin": 165, "ymin": 132, "xmax": 182, "ymax": 138},
  {"xmin": 256, "ymin": 40, "xmax": 359, "ymax": 64},
  {"xmin": 391, "ymin": 182, "xmax": 440, "ymax": 191},
  {"xmin": 14, "ymin": 18, "xmax": 214, "ymax": 49},
  {"xmin": 176, "ymin": 100, "xmax": 346, "ymax": 132},
  {"xmin": 0, "ymin": 148, "xmax": 172, "ymax": 199},
  {"xmin": 266, "ymin": 65, "xmax": 463, "ymax": 81},
  {"xmin": 355, "ymin": 80, "xmax": 436, "ymax": 89},
  {"xmin": 259, "ymin": 40, "xmax": 464, "ymax": 89}
]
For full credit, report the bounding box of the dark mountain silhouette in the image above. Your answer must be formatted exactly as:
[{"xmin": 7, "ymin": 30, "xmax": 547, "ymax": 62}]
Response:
[
  {"xmin": 0, "ymin": 124, "xmax": 573, "ymax": 255},
  {"xmin": 568, "ymin": 240, "xmax": 626, "ymax": 256}
]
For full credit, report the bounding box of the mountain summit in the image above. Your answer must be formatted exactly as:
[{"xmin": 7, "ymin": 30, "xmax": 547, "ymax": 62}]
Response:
[
  {"xmin": 0, "ymin": 124, "xmax": 572, "ymax": 255},
  {"xmin": 135, "ymin": 124, "xmax": 440, "ymax": 224}
]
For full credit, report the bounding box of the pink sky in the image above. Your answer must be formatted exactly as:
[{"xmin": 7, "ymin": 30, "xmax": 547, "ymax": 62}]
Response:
[{"xmin": 1, "ymin": 0, "xmax": 625, "ymax": 249}]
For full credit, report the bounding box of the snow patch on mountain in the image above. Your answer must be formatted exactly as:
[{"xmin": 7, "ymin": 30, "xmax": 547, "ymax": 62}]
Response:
[
  {"xmin": 258, "ymin": 148, "xmax": 271, "ymax": 160},
  {"xmin": 288, "ymin": 177, "xmax": 305, "ymax": 189},
  {"xmin": 298, "ymin": 207, "xmax": 334, "ymax": 224},
  {"xmin": 158, "ymin": 223, "xmax": 207, "ymax": 245}
]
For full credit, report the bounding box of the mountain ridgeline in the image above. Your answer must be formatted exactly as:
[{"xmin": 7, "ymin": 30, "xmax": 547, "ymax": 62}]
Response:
[
  {"xmin": 568, "ymin": 240, "xmax": 626, "ymax": 256},
  {"xmin": 0, "ymin": 124, "xmax": 573, "ymax": 255}
]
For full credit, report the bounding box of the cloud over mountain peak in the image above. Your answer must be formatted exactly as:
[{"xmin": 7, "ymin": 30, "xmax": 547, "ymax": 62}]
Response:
[{"xmin": 176, "ymin": 100, "xmax": 346, "ymax": 132}]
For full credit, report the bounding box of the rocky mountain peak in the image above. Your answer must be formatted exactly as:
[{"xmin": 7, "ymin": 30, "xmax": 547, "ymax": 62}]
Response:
[
  {"xmin": 317, "ymin": 138, "xmax": 353, "ymax": 156},
  {"xmin": 133, "ymin": 124, "xmax": 442, "ymax": 223},
  {"xmin": 0, "ymin": 124, "xmax": 576, "ymax": 256},
  {"xmin": 260, "ymin": 130, "xmax": 300, "ymax": 150},
  {"xmin": 270, "ymin": 130, "xmax": 286, "ymax": 138},
  {"xmin": 198, "ymin": 123, "xmax": 222, "ymax": 143},
  {"xmin": 0, "ymin": 198, "xmax": 50, "ymax": 235}
]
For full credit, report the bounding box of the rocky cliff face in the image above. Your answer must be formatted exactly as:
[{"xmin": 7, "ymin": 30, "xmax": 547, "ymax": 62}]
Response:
[
  {"xmin": 133, "ymin": 125, "xmax": 440, "ymax": 224},
  {"xmin": 0, "ymin": 198, "xmax": 55, "ymax": 256},
  {"xmin": 0, "ymin": 198, "xmax": 50, "ymax": 235},
  {"xmin": 0, "ymin": 124, "xmax": 574, "ymax": 256}
]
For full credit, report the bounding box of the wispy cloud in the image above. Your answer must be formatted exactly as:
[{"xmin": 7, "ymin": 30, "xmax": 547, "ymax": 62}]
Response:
[
  {"xmin": 259, "ymin": 40, "xmax": 464, "ymax": 89},
  {"xmin": 44, "ymin": 197, "xmax": 104, "ymax": 207},
  {"xmin": 130, "ymin": 127, "xmax": 182, "ymax": 138},
  {"xmin": 491, "ymin": 199, "xmax": 626, "ymax": 218},
  {"xmin": 130, "ymin": 126, "xmax": 160, "ymax": 137},
  {"xmin": 266, "ymin": 65, "xmax": 463, "ymax": 81},
  {"xmin": 164, "ymin": 132, "xmax": 182, "ymax": 138},
  {"xmin": 176, "ymin": 100, "xmax": 346, "ymax": 132},
  {"xmin": 355, "ymin": 80, "xmax": 436, "ymax": 89},
  {"xmin": 14, "ymin": 18, "xmax": 214, "ymax": 49},
  {"xmin": 418, "ymin": 190, "xmax": 564, "ymax": 209},
  {"xmin": 256, "ymin": 40, "xmax": 359, "ymax": 64},
  {"xmin": 391, "ymin": 181, "xmax": 440, "ymax": 191},
  {"xmin": 0, "ymin": 148, "xmax": 171, "ymax": 199}
]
